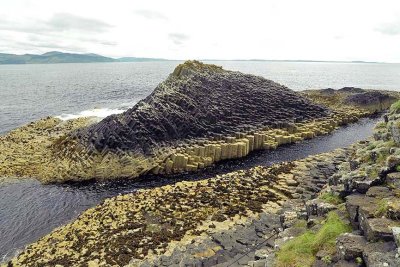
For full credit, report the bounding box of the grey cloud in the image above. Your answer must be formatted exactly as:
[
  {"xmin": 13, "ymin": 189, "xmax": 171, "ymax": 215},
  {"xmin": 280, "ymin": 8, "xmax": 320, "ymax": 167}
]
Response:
[
  {"xmin": 0, "ymin": 14, "xmax": 115, "ymax": 53},
  {"xmin": 79, "ymin": 37, "xmax": 117, "ymax": 46},
  {"xmin": 375, "ymin": 20, "xmax": 400, "ymax": 35},
  {"xmin": 168, "ymin": 33, "xmax": 190, "ymax": 45},
  {"xmin": 0, "ymin": 13, "xmax": 113, "ymax": 34},
  {"xmin": 134, "ymin": 9, "xmax": 168, "ymax": 21},
  {"xmin": 7, "ymin": 39, "xmax": 87, "ymax": 54},
  {"xmin": 16, "ymin": 39, "xmax": 87, "ymax": 52},
  {"xmin": 48, "ymin": 13, "xmax": 113, "ymax": 33},
  {"xmin": 27, "ymin": 34, "xmax": 116, "ymax": 47}
]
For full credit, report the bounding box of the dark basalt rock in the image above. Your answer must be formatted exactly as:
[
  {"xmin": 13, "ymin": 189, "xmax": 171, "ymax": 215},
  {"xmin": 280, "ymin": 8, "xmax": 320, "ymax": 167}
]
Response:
[
  {"xmin": 344, "ymin": 91, "xmax": 396, "ymax": 108},
  {"xmin": 320, "ymin": 88, "xmax": 336, "ymax": 95},
  {"xmin": 73, "ymin": 60, "xmax": 329, "ymax": 155},
  {"xmin": 338, "ymin": 87, "xmax": 365, "ymax": 94}
]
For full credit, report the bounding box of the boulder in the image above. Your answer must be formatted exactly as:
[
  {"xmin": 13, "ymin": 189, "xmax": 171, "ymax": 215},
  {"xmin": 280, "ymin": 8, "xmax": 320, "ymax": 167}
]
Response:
[
  {"xmin": 306, "ymin": 199, "xmax": 337, "ymax": 218},
  {"xmin": 393, "ymin": 227, "xmax": 400, "ymax": 247},
  {"xmin": 346, "ymin": 195, "xmax": 378, "ymax": 228},
  {"xmin": 336, "ymin": 233, "xmax": 367, "ymax": 261},
  {"xmin": 363, "ymin": 251, "xmax": 400, "ymax": 267},
  {"xmin": 363, "ymin": 218, "xmax": 398, "ymax": 242}
]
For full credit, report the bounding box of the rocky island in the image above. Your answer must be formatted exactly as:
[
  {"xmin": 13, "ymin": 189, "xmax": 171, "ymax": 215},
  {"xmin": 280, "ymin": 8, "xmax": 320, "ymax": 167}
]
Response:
[{"xmin": 2, "ymin": 61, "xmax": 400, "ymax": 267}]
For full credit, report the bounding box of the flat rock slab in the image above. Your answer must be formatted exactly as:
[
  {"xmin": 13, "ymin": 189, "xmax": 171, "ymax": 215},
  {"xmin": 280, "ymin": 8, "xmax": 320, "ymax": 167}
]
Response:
[
  {"xmin": 366, "ymin": 186, "xmax": 394, "ymax": 198},
  {"xmin": 363, "ymin": 218, "xmax": 399, "ymax": 242}
]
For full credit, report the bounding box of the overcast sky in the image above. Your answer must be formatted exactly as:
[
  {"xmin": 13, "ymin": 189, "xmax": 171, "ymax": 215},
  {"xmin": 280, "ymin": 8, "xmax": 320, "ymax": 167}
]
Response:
[{"xmin": 1, "ymin": 0, "xmax": 400, "ymax": 62}]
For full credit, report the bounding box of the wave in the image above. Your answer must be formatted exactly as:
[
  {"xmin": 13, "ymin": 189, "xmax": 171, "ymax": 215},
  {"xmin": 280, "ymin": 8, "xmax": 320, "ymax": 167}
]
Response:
[{"xmin": 55, "ymin": 107, "xmax": 126, "ymax": 121}]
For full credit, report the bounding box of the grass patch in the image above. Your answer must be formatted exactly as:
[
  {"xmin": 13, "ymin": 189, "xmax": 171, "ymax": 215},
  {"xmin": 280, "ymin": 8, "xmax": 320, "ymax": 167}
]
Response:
[
  {"xmin": 293, "ymin": 219, "xmax": 308, "ymax": 229},
  {"xmin": 276, "ymin": 212, "xmax": 351, "ymax": 267},
  {"xmin": 320, "ymin": 193, "xmax": 344, "ymax": 205},
  {"xmin": 366, "ymin": 143, "xmax": 377, "ymax": 150},
  {"xmin": 374, "ymin": 122, "xmax": 387, "ymax": 129},
  {"xmin": 374, "ymin": 199, "xmax": 389, "ymax": 217},
  {"xmin": 390, "ymin": 100, "xmax": 400, "ymax": 114}
]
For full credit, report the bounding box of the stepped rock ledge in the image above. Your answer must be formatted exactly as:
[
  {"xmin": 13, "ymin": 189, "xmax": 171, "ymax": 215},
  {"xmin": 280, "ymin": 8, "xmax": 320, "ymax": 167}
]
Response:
[{"xmin": 0, "ymin": 61, "xmax": 397, "ymax": 183}]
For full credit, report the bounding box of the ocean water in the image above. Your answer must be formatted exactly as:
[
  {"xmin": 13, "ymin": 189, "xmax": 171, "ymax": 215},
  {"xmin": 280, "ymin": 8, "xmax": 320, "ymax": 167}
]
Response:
[{"xmin": 1, "ymin": 61, "xmax": 400, "ymax": 134}]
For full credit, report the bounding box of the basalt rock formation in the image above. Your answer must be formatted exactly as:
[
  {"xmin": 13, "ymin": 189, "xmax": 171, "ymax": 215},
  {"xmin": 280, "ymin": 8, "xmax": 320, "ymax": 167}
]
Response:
[
  {"xmin": 10, "ymin": 60, "xmax": 334, "ymax": 182},
  {"xmin": 72, "ymin": 60, "xmax": 328, "ymax": 155},
  {"xmin": 0, "ymin": 62, "xmax": 396, "ymax": 183}
]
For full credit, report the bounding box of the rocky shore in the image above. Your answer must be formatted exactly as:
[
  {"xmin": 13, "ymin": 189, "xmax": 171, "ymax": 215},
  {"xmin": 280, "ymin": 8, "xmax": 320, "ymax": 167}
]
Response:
[
  {"xmin": 6, "ymin": 101, "xmax": 400, "ymax": 267},
  {"xmin": 6, "ymin": 147, "xmax": 349, "ymax": 266},
  {"xmin": 0, "ymin": 61, "xmax": 397, "ymax": 184}
]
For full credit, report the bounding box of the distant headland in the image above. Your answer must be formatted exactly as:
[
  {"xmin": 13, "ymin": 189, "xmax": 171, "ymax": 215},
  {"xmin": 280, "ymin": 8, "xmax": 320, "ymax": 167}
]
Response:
[
  {"xmin": 0, "ymin": 51, "xmax": 385, "ymax": 64},
  {"xmin": 0, "ymin": 51, "xmax": 168, "ymax": 64}
]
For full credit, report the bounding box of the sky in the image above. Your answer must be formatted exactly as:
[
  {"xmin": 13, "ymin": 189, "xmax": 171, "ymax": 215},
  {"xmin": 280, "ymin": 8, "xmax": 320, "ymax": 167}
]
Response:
[{"xmin": 1, "ymin": 0, "xmax": 400, "ymax": 62}]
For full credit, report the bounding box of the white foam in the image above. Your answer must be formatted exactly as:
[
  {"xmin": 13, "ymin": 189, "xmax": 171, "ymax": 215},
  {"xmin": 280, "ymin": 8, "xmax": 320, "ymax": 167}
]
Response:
[{"xmin": 56, "ymin": 107, "xmax": 126, "ymax": 121}]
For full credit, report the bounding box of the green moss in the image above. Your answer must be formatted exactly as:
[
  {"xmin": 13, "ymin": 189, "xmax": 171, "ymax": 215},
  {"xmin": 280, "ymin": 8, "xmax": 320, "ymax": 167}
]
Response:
[
  {"xmin": 145, "ymin": 223, "xmax": 162, "ymax": 233},
  {"xmin": 390, "ymin": 100, "xmax": 400, "ymax": 114},
  {"xmin": 385, "ymin": 140, "xmax": 396, "ymax": 148},
  {"xmin": 374, "ymin": 122, "xmax": 387, "ymax": 129},
  {"xmin": 355, "ymin": 257, "xmax": 363, "ymax": 266},
  {"xmin": 321, "ymin": 255, "xmax": 332, "ymax": 264},
  {"xmin": 396, "ymin": 165, "xmax": 400, "ymax": 172},
  {"xmin": 366, "ymin": 143, "xmax": 377, "ymax": 150},
  {"xmin": 320, "ymin": 193, "xmax": 344, "ymax": 205},
  {"xmin": 375, "ymin": 199, "xmax": 389, "ymax": 217},
  {"xmin": 276, "ymin": 212, "xmax": 351, "ymax": 267},
  {"xmin": 293, "ymin": 219, "xmax": 307, "ymax": 229}
]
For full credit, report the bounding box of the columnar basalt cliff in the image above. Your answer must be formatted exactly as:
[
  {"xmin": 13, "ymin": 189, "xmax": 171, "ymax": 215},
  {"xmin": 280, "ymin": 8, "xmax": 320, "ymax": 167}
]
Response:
[{"xmin": 74, "ymin": 61, "xmax": 328, "ymax": 154}]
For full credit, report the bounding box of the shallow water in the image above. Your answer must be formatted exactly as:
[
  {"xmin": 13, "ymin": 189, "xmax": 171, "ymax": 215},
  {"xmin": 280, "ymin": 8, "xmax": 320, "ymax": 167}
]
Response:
[{"xmin": 0, "ymin": 116, "xmax": 381, "ymax": 261}]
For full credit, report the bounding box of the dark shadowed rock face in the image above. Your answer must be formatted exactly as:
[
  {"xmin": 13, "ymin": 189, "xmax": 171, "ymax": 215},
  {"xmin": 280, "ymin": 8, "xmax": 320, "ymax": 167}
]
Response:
[
  {"xmin": 338, "ymin": 87, "xmax": 366, "ymax": 94},
  {"xmin": 74, "ymin": 61, "xmax": 329, "ymax": 155},
  {"xmin": 344, "ymin": 91, "xmax": 397, "ymax": 107}
]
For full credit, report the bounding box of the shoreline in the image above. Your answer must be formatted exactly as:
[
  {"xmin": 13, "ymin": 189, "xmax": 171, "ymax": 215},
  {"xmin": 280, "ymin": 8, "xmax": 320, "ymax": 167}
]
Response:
[{"xmin": 6, "ymin": 105, "xmax": 400, "ymax": 266}]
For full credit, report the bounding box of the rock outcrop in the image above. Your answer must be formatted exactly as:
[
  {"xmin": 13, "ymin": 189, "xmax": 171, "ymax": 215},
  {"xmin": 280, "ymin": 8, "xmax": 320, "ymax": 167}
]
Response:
[
  {"xmin": 74, "ymin": 61, "xmax": 328, "ymax": 155},
  {"xmin": 302, "ymin": 87, "xmax": 398, "ymax": 112},
  {"xmin": 344, "ymin": 91, "xmax": 397, "ymax": 113}
]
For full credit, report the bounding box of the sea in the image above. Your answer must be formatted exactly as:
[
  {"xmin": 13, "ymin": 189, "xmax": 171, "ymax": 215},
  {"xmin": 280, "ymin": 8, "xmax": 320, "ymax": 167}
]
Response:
[{"xmin": 1, "ymin": 61, "xmax": 399, "ymax": 135}]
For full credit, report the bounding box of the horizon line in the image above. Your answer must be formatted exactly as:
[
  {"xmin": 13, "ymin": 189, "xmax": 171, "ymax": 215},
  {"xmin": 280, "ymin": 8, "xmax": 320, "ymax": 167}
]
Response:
[{"xmin": 0, "ymin": 50, "xmax": 396, "ymax": 64}]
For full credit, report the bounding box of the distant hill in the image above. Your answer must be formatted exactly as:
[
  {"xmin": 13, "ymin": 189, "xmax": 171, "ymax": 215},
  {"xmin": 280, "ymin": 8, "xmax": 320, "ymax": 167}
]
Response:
[{"xmin": 0, "ymin": 51, "xmax": 169, "ymax": 64}]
